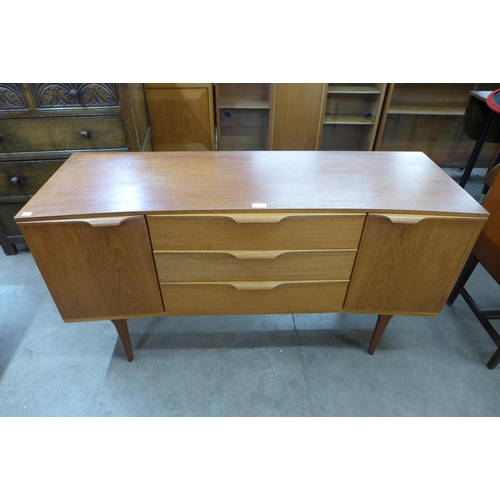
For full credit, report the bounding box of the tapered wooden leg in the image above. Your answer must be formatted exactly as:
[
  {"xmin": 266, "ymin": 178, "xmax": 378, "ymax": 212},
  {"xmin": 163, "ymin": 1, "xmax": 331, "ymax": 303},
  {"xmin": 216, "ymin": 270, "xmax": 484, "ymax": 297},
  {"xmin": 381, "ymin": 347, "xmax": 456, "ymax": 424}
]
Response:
[
  {"xmin": 368, "ymin": 314, "xmax": 393, "ymax": 355},
  {"xmin": 111, "ymin": 319, "xmax": 134, "ymax": 362}
]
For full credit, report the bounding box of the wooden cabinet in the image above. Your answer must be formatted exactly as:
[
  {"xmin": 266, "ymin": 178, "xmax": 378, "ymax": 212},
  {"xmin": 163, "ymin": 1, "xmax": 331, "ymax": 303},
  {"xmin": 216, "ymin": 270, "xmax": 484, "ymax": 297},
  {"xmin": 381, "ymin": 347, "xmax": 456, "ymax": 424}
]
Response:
[
  {"xmin": 16, "ymin": 151, "xmax": 487, "ymax": 362},
  {"xmin": 0, "ymin": 83, "xmax": 152, "ymax": 255},
  {"xmin": 145, "ymin": 84, "xmax": 215, "ymax": 151},
  {"xmin": 375, "ymin": 83, "xmax": 500, "ymax": 167},
  {"xmin": 320, "ymin": 84, "xmax": 387, "ymax": 151},
  {"xmin": 215, "ymin": 83, "xmax": 386, "ymax": 151}
]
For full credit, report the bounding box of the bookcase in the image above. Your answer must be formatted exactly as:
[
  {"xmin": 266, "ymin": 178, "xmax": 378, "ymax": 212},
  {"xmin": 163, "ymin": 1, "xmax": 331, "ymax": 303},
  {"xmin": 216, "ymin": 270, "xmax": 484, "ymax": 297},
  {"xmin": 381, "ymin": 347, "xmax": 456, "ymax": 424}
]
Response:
[
  {"xmin": 374, "ymin": 83, "xmax": 500, "ymax": 167},
  {"xmin": 320, "ymin": 84, "xmax": 387, "ymax": 151},
  {"xmin": 215, "ymin": 84, "xmax": 273, "ymax": 150}
]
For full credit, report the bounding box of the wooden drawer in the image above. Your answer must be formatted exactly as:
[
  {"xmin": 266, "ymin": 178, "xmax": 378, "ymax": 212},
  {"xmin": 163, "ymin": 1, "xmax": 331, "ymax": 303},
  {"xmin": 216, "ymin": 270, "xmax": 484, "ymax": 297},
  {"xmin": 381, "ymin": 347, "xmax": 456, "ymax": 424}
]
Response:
[
  {"xmin": 0, "ymin": 115, "xmax": 126, "ymax": 154},
  {"xmin": 0, "ymin": 200, "xmax": 26, "ymax": 236},
  {"xmin": 0, "ymin": 159, "xmax": 64, "ymax": 196},
  {"xmin": 147, "ymin": 214, "xmax": 365, "ymax": 251},
  {"xmin": 154, "ymin": 249, "xmax": 357, "ymax": 282},
  {"xmin": 160, "ymin": 280, "xmax": 349, "ymax": 315}
]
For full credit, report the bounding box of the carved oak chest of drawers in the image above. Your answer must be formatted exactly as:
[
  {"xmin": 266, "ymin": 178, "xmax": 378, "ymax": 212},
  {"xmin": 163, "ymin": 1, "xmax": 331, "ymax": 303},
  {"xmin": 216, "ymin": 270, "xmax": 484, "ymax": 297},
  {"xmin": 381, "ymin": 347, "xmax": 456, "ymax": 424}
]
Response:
[
  {"xmin": 0, "ymin": 83, "xmax": 152, "ymax": 255},
  {"xmin": 15, "ymin": 151, "xmax": 489, "ymax": 361}
]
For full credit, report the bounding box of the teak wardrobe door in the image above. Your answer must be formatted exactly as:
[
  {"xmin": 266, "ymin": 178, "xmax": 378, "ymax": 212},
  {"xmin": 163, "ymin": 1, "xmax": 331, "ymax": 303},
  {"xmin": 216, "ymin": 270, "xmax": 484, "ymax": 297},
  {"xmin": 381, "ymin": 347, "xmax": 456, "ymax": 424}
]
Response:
[
  {"xmin": 20, "ymin": 216, "xmax": 164, "ymax": 320},
  {"xmin": 344, "ymin": 214, "xmax": 485, "ymax": 315}
]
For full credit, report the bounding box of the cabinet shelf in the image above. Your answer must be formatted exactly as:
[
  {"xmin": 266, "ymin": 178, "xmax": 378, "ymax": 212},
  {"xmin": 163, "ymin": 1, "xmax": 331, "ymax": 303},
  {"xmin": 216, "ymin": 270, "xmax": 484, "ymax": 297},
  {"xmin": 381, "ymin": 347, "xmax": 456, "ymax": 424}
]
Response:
[
  {"xmin": 327, "ymin": 85, "xmax": 381, "ymax": 94},
  {"xmin": 324, "ymin": 115, "xmax": 375, "ymax": 125},
  {"xmin": 218, "ymin": 97, "xmax": 270, "ymax": 109},
  {"xmin": 388, "ymin": 105, "xmax": 466, "ymax": 116}
]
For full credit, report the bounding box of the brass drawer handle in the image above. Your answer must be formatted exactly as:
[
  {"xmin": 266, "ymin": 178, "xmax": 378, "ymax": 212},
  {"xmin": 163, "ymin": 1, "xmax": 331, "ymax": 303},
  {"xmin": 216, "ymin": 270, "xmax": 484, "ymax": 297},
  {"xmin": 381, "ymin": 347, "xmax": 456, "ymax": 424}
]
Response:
[{"xmin": 80, "ymin": 129, "xmax": 91, "ymax": 138}]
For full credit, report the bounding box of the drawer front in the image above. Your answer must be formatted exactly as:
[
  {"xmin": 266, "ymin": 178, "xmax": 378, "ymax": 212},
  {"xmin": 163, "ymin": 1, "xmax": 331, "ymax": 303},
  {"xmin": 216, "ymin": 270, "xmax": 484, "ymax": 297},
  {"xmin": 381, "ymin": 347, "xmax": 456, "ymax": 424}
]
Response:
[
  {"xmin": 0, "ymin": 115, "xmax": 126, "ymax": 154},
  {"xmin": 0, "ymin": 201, "xmax": 26, "ymax": 236},
  {"xmin": 154, "ymin": 249, "xmax": 357, "ymax": 282},
  {"xmin": 160, "ymin": 281, "xmax": 349, "ymax": 315},
  {"xmin": 0, "ymin": 159, "xmax": 64, "ymax": 196},
  {"xmin": 147, "ymin": 214, "xmax": 365, "ymax": 251}
]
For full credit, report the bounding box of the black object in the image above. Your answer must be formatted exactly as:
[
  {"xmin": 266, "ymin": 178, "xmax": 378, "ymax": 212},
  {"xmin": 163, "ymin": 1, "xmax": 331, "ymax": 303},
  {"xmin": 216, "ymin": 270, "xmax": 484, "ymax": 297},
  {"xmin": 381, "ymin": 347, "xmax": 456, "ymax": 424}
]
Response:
[{"xmin": 460, "ymin": 89, "xmax": 500, "ymax": 188}]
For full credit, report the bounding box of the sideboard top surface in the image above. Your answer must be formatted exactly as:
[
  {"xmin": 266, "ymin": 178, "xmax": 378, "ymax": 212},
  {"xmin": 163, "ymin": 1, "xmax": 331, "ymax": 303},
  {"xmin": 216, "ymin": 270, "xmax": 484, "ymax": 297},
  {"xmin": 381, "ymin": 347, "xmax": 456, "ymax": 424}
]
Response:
[{"xmin": 15, "ymin": 151, "xmax": 488, "ymax": 220}]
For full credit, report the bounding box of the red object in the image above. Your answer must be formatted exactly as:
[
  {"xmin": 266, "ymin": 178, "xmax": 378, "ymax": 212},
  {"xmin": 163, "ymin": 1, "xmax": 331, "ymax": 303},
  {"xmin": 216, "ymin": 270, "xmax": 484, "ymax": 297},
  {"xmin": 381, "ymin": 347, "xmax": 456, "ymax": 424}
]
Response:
[{"xmin": 486, "ymin": 88, "xmax": 500, "ymax": 113}]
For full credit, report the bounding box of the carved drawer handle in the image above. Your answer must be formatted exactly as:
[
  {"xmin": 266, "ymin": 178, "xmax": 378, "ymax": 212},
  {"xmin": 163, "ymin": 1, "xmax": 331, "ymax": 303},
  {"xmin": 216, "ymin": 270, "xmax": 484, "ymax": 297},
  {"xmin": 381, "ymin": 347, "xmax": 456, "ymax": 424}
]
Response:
[
  {"xmin": 372, "ymin": 214, "xmax": 428, "ymax": 224},
  {"xmin": 83, "ymin": 216, "xmax": 140, "ymax": 227},
  {"xmin": 23, "ymin": 216, "xmax": 142, "ymax": 227},
  {"xmin": 231, "ymin": 282, "xmax": 284, "ymax": 291},
  {"xmin": 80, "ymin": 129, "xmax": 91, "ymax": 138},
  {"xmin": 227, "ymin": 250, "xmax": 285, "ymax": 260},
  {"xmin": 227, "ymin": 214, "xmax": 289, "ymax": 224}
]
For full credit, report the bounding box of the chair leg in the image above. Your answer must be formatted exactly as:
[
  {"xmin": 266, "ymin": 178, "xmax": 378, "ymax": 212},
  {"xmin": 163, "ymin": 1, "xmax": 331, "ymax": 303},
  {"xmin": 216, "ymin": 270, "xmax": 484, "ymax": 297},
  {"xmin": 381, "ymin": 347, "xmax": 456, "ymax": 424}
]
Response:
[
  {"xmin": 447, "ymin": 254, "xmax": 479, "ymax": 306},
  {"xmin": 487, "ymin": 348, "xmax": 500, "ymax": 370}
]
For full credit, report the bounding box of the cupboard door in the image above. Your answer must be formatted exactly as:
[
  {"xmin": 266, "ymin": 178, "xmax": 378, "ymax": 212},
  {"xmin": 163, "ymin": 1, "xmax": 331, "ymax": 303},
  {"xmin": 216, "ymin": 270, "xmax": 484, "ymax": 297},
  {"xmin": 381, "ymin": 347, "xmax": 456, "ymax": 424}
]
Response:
[
  {"xmin": 146, "ymin": 86, "xmax": 213, "ymax": 151},
  {"xmin": 19, "ymin": 216, "xmax": 164, "ymax": 320},
  {"xmin": 270, "ymin": 84, "xmax": 327, "ymax": 150},
  {"xmin": 344, "ymin": 214, "xmax": 485, "ymax": 315}
]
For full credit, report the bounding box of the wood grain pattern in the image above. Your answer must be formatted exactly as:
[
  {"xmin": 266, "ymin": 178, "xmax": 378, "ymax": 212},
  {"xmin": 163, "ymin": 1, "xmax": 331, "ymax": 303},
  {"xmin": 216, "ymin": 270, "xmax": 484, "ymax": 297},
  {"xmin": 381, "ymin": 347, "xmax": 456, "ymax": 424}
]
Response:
[
  {"xmin": 270, "ymin": 84, "xmax": 327, "ymax": 150},
  {"xmin": 19, "ymin": 216, "xmax": 164, "ymax": 320},
  {"xmin": 344, "ymin": 215, "xmax": 485, "ymax": 314},
  {"xmin": 160, "ymin": 281, "xmax": 349, "ymax": 315},
  {"xmin": 147, "ymin": 214, "xmax": 365, "ymax": 251},
  {"xmin": 146, "ymin": 86, "xmax": 213, "ymax": 151},
  {"xmin": 154, "ymin": 249, "xmax": 357, "ymax": 282},
  {"xmin": 14, "ymin": 152, "xmax": 488, "ymax": 221}
]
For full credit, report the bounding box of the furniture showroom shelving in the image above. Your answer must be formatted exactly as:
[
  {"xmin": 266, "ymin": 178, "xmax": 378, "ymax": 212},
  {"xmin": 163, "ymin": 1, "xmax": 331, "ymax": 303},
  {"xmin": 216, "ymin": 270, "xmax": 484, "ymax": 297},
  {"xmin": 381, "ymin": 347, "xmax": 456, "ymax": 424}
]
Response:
[
  {"xmin": 215, "ymin": 84, "xmax": 273, "ymax": 150},
  {"xmin": 374, "ymin": 83, "xmax": 500, "ymax": 167},
  {"xmin": 215, "ymin": 83, "xmax": 387, "ymax": 152},
  {"xmin": 320, "ymin": 83, "xmax": 387, "ymax": 151}
]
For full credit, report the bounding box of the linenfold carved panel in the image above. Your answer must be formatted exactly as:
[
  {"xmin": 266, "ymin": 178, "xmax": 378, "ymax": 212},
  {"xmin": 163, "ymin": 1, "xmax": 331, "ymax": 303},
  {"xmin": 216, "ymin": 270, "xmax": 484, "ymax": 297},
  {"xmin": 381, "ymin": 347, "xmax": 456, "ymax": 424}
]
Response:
[
  {"xmin": 0, "ymin": 84, "xmax": 28, "ymax": 110},
  {"xmin": 30, "ymin": 83, "xmax": 118, "ymax": 108}
]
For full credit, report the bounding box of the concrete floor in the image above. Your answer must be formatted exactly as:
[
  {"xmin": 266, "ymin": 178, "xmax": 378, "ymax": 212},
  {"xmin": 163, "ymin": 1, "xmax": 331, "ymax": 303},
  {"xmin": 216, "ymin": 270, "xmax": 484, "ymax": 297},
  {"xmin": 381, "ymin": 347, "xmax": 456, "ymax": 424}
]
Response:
[{"xmin": 1, "ymin": 168, "xmax": 499, "ymax": 416}]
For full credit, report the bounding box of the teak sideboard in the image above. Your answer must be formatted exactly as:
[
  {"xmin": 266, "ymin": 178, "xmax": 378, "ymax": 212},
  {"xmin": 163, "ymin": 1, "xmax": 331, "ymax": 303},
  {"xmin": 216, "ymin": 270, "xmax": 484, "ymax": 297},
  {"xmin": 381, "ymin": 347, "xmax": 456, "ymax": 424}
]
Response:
[{"xmin": 15, "ymin": 151, "xmax": 488, "ymax": 361}]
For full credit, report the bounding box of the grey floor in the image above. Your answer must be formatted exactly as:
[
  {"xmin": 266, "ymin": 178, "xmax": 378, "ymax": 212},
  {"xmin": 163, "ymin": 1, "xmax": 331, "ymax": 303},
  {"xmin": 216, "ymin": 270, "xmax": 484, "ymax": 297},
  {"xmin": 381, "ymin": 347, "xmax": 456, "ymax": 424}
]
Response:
[{"xmin": 1, "ymin": 168, "xmax": 499, "ymax": 417}]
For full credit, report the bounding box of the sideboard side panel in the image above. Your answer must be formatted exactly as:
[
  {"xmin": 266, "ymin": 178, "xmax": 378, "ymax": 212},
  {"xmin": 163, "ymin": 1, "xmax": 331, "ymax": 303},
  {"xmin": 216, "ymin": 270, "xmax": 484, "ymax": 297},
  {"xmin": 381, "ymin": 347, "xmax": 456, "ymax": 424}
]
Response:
[
  {"xmin": 344, "ymin": 215, "xmax": 485, "ymax": 315},
  {"xmin": 19, "ymin": 217, "xmax": 164, "ymax": 320}
]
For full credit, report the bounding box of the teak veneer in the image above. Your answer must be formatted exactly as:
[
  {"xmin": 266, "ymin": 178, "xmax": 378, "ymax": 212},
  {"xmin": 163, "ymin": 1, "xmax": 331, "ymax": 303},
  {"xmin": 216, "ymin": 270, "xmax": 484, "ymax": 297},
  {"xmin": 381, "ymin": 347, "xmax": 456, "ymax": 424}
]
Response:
[{"xmin": 15, "ymin": 151, "xmax": 488, "ymax": 362}]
